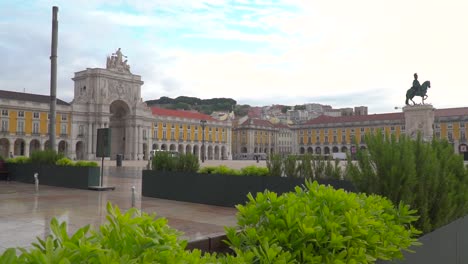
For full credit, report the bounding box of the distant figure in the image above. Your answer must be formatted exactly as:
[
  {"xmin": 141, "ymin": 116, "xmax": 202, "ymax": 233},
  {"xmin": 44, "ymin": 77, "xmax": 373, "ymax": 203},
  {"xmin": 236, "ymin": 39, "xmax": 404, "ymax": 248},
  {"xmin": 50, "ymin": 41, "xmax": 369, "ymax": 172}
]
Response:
[
  {"xmin": 256, "ymin": 155, "xmax": 259, "ymax": 163},
  {"xmin": 9, "ymin": 152, "xmax": 13, "ymax": 158},
  {"xmin": 412, "ymin": 73, "xmax": 421, "ymax": 94}
]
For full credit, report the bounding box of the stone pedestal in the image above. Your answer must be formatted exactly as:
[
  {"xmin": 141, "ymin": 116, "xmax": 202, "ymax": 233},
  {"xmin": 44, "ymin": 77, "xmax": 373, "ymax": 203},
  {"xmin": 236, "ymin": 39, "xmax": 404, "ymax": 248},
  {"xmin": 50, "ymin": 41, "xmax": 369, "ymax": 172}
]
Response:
[{"xmin": 403, "ymin": 104, "xmax": 435, "ymax": 141}]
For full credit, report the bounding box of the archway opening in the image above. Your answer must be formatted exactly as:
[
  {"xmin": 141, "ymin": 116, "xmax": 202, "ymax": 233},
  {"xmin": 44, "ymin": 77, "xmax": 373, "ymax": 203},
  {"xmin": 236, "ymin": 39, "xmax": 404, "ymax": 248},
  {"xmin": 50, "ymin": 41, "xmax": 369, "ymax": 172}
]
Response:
[
  {"xmin": 30, "ymin": 139, "xmax": 41, "ymax": 156},
  {"xmin": 0, "ymin": 138, "xmax": 9, "ymax": 158},
  {"xmin": 58, "ymin": 140, "xmax": 67, "ymax": 156},
  {"xmin": 76, "ymin": 141, "xmax": 85, "ymax": 160},
  {"xmin": 109, "ymin": 100, "xmax": 130, "ymax": 159},
  {"xmin": 14, "ymin": 139, "xmax": 25, "ymax": 156}
]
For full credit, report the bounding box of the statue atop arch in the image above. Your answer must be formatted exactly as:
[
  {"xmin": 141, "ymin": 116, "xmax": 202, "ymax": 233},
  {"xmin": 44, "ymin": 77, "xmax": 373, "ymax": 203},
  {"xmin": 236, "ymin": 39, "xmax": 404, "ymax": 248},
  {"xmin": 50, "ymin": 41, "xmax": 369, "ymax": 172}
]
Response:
[{"xmin": 106, "ymin": 48, "xmax": 131, "ymax": 73}]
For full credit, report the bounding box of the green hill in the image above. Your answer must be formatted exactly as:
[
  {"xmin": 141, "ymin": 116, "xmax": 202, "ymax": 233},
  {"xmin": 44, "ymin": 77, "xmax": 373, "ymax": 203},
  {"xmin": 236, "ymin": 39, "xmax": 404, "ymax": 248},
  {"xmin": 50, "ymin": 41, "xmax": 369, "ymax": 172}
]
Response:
[{"xmin": 145, "ymin": 96, "xmax": 237, "ymax": 115}]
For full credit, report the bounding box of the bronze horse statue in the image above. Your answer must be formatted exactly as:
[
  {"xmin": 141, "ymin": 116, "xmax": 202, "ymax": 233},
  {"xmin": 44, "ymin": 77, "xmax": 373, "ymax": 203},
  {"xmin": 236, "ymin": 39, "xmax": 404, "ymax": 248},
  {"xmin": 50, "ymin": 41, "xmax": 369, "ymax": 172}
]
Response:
[{"xmin": 405, "ymin": 80, "xmax": 431, "ymax": 105}]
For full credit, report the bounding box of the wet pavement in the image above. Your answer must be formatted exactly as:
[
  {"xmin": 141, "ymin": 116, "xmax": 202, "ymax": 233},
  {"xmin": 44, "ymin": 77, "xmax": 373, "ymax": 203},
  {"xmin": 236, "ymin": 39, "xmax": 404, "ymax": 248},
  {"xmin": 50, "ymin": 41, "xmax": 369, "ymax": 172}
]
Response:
[{"xmin": 0, "ymin": 166, "xmax": 237, "ymax": 252}]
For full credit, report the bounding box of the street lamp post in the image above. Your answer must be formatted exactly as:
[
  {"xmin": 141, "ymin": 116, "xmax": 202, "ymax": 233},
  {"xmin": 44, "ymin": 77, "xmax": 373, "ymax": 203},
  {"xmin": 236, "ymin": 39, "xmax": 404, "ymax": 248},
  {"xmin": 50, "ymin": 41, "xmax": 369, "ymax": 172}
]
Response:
[{"xmin": 200, "ymin": 120, "xmax": 207, "ymax": 162}]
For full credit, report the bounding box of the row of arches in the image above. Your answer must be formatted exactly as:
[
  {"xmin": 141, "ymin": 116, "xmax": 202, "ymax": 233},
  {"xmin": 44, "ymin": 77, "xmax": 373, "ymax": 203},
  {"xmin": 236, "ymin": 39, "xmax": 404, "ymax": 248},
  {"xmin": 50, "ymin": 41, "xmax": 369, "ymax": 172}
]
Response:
[
  {"xmin": 240, "ymin": 147, "xmax": 274, "ymax": 154},
  {"xmin": 149, "ymin": 143, "xmax": 228, "ymax": 160},
  {"xmin": 0, "ymin": 138, "xmax": 69, "ymax": 158},
  {"xmin": 299, "ymin": 145, "xmax": 367, "ymax": 155}
]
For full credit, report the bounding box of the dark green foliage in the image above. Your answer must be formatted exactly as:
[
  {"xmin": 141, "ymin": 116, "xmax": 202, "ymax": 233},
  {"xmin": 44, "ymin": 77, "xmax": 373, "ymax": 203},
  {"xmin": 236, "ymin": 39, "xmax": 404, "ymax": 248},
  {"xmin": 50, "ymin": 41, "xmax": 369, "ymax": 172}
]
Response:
[
  {"xmin": 293, "ymin": 104, "xmax": 306, "ymax": 110},
  {"xmin": 198, "ymin": 165, "xmax": 240, "ymax": 175},
  {"xmin": 266, "ymin": 154, "xmax": 283, "ymax": 177},
  {"xmin": 283, "ymin": 155, "xmax": 298, "ymax": 178},
  {"xmin": 152, "ymin": 152, "xmax": 199, "ymax": 172},
  {"xmin": 281, "ymin": 105, "xmax": 290, "ymax": 113},
  {"xmin": 347, "ymin": 132, "xmax": 468, "ymax": 234},
  {"xmin": 0, "ymin": 155, "xmax": 4, "ymax": 161},
  {"xmin": 55, "ymin": 157, "xmax": 74, "ymax": 166},
  {"xmin": 311, "ymin": 155, "xmax": 326, "ymax": 179},
  {"xmin": 146, "ymin": 96, "xmax": 237, "ymax": 115},
  {"xmin": 234, "ymin": 104, "xmax": 250, "ymax": 116},
  {"xmin": 29, "ymin": 150, "xmax": 64, "ymax": 165},
  {"xmin": 227, "ymin": 181, "xmax": 420, "ymax": 263}
]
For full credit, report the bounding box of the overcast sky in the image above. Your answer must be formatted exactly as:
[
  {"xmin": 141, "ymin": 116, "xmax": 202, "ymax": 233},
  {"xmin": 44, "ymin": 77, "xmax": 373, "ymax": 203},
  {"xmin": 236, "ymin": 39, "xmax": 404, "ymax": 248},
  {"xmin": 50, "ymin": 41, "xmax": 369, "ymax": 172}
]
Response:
[{"xmin": 1, "ymin": 0, "xmax": 467, "ymax": 113}]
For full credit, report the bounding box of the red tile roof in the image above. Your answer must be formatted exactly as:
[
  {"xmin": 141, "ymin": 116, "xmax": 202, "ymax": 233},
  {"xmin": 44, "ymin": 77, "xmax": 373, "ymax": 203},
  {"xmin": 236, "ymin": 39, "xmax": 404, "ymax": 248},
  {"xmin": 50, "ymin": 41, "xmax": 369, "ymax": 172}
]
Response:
[
  {"xmin": 240, "ymin": 118, "xmax": 275, "ymax": 128},
  {"xmin": 150, "ymin": 107, "xmax": 216, "ymax": 121},
  {"xmin": 435, "ymin": 107, "xmax": 468, "ymax": 117}
]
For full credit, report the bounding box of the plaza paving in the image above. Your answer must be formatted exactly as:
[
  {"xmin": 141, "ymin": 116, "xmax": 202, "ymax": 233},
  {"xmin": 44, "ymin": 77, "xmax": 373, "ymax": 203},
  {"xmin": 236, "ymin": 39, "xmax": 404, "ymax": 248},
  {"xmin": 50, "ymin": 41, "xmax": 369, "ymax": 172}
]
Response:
[{"xmin": 0, "ymin": 160, "xmax": 262, "ymax": 252}]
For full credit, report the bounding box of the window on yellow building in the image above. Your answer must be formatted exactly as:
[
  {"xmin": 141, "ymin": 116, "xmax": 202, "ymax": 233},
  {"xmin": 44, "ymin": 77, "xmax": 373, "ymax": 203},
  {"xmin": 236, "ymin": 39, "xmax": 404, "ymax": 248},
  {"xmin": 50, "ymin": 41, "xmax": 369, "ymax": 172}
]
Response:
[
  {"xmin": 17, "ymin": 120, "xmax": 24, "ymax": 133},
  {"xmin": 18, "ymin": 111, "xmax": 24, "ymax": 118},
  {"xmin": 1, "ymin": 110, "xmax": 8, "ymax": 116},
  {"xmin": 33, "ymin": 122, "xmax": 40, "ymax": 134},
  {"xmin": 60, "ymin": 124, "xmax": 67, "ymax": 135},
  {"xmin": 33, "ymin": 112, "xmax": 39, "ymax": 119},
  {"xmin": 1, "ymin": 120, "xmax": 8, "ymax": 131},
  {"xmin": 61, "ymin": 114, "xmax": 67, "ymax": 121}
]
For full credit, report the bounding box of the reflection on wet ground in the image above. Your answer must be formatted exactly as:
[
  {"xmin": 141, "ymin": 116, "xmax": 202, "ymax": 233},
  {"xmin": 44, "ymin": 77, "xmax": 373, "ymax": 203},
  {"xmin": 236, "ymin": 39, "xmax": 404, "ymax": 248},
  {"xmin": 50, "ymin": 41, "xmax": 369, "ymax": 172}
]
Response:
[{"xmin": 0, "ymin": 166, "xmax": 236, "ymax": 252}]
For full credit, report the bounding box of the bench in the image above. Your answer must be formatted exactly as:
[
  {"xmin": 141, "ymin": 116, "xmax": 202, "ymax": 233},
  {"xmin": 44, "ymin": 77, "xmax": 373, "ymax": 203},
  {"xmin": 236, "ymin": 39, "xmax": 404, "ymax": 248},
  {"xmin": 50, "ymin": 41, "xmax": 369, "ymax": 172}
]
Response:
[{"xmin": 0, "ymin": 160, "xmax": 8, "ymax": 181}]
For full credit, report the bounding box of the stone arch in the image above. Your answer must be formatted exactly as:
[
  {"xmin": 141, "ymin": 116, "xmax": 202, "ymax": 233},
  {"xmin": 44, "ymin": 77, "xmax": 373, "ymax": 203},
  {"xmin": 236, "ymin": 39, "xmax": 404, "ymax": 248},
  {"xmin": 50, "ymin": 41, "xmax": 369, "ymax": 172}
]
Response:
[
  {"xmin": 270, "ymin": 148, "xmax": 274, "ymax": 154},
  {"xmin": 360, "ymin": 146, "xmax": 367, "ymax": 150},
  {"xmin": 76, "ymin": 141, "xmax": 85, "ymax": 160},
  {"xmin": 0, "ymin": 138, "xmax": 9, "ymax": 158},
  {"xmin": 58, "ymin": 140, "xmax": 67, "ymax": 155},
  {"xmin": 299, "ymin": 147, "xmax": 305, "ymax": 154},
  {"xmin": 161, "ymin": 144, "xmax": 167, "ymax": 151},
  {"xmin": 178, "ymin": 144, "xmax": 184, "ymax": 154},
  {"xmin": 341, "ymin": 146, "xmax": 348, "ymax": 153},
  {"xmin": 241, "ymin": 147, "xmax": 247, "ymax": 153},
  {"xmin": 254, "ymin": 147, "xmax": 258, "ymax": 153},
  {"xmin": 332, "ymin": 146, "xmax": 339, "ymax": 153},
  {"xmin": 221, "ymin": 146, "xmax": 227, "ymax": 160},
  {"xmin": 29, "ymin": 139, "xmax": 41, "ymax": 156},
  {"xmin": 315, "ymin": 147, "xmax": 322, "ymax": 154},
  {"xmin": 152, "ymin": 143, "xmax": 158, "ymax": 150},
  {"xmin": 324, "ymin": 146, "xmax": 330, "ymax": 155},
  {"xmin": 14, "ymin": 138, "xmax": 25, "ymax": 156},
  {"xmin": 44, "ymin": 140, "xmax": 51, "ymax": 150},
  {"xmin": 214, "ymin": 145, "xmax": 220, "ymax": 160},
  {"xmin": 185, "ymin": 145, "xmax": 192, "ymax": 155},
  {"xmin": 208, "ymin": 145, "xmax": 213, "ymax": 160},
  {"xmin": 170, "ymin": 144, "xmax": 176, "ymax": 151},
  {"xmin": 193, "ymin": 145, "xmax": 199, "ymax": 158},
  {"xmin": 109, "ymin": 100, "xmax": 131, "ymax": 159},
  {"xmin": 307, "ymin": 146, "xmax": 313, "ymax": 153},
  {"xmin": 264, "ymin": 148, "xmax": 268, "ymax": 153}
]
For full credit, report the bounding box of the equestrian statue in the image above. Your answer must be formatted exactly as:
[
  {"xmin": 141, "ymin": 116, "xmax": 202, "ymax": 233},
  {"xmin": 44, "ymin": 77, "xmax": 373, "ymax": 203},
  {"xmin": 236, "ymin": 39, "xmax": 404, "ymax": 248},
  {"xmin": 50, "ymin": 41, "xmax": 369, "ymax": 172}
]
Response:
[{"xmin": 405, "ymin": 73, "xmax": 431, "ymax": 105}]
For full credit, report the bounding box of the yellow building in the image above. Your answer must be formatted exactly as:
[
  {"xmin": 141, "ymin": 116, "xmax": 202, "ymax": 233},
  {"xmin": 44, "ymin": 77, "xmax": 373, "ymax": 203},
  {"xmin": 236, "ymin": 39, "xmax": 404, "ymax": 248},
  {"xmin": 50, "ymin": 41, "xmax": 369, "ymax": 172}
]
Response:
[
  {"xmin": 292, "ymin": 107, "xmax": 468, "ymax": 160},
  {"xmin": 0, "ymin": 90, "xmax": 72, "ymax": 158}
]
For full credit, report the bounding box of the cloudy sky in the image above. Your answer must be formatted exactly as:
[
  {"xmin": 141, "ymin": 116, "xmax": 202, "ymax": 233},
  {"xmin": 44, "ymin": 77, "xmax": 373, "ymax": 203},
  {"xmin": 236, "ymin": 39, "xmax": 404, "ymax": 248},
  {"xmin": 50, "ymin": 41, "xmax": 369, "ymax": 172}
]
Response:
[{"xmin": 1, "ymin": 0, "xmax": 467, "ymax": 113}]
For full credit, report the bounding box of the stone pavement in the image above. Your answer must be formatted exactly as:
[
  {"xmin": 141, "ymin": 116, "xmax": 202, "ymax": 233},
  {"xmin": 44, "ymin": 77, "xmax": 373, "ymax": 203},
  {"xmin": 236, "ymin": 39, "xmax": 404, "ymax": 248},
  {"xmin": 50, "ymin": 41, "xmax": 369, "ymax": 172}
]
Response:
[{"xmin": 0, "ymin": 166, "xmax": 240, "ymax": 253}]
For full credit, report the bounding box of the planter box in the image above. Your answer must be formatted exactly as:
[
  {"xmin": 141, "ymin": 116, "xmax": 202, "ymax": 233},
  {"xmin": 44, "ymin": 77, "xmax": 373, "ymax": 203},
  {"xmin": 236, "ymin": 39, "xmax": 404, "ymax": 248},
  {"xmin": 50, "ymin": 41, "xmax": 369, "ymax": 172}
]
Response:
[
  {"xmin": 7, "ymin": 163, "xmax": 100, "ymax": 189},
  {"xmin": 142, "ymin": 170, "xmax": 355, "ymax": 207}
]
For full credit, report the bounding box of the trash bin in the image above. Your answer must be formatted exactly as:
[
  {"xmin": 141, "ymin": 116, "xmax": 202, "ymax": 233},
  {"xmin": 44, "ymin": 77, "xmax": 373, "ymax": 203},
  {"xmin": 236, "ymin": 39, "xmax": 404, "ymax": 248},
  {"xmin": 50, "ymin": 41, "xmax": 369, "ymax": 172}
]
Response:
[{"xmin": 116, "ymin": 154, "xmax": 123, "ymax": 167}]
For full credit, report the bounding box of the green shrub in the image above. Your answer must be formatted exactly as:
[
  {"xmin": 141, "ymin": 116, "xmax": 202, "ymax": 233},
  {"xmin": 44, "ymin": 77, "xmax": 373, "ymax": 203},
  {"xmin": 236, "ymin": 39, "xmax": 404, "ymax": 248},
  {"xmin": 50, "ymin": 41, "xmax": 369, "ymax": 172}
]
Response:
[
  {"xmin": 283, "ymin": 155, "xmax": 298, "ymax": 177},
  {"xmin": 240, "ymin": 165, "xmax": 269, "ymax": 176},
  {"xmin": 30, "ymin": 150, "xmax": 64, "ymax": 165},
  {"xmin": 0, "ymin": 202, "xmax": 247, "ymax": 263},
  {"xmin": 55, "ymin": 157, "xmax": 74, "ymax": 166},
  {"xmin": 6, "ymin": 156, "xmax": 30, "ymax": 164},
  {"xmin": 152, "ymin": 151, "xmax": 176, "ymax": 171},
  {"xmin": 226, "ymin": 181, "xmax": 421, "ymax": 263},
  {"xmin": 75, "ymin": 160, "xmax": 99, "ymax": 167},
  {"xmin": 297, "ymin": 154, "xmax": 313, "ymax": 179},
  {"xmin": 176, "ymin": 153, "xmax": 199, "ymax": 172},
  {"xmin": 212, "ymin": 165, "xmax": 240, "ymax": 175},
  {"xmin": 347, "ymin": 132, "xmax": 468, "ymax": 234},
  {"xmin": 266, "ymin": 154, "xmax": 283, "ymax": 177},
  {"xmin": 0, "ymin": 155, "xmax": 4, "ymax": 161}
]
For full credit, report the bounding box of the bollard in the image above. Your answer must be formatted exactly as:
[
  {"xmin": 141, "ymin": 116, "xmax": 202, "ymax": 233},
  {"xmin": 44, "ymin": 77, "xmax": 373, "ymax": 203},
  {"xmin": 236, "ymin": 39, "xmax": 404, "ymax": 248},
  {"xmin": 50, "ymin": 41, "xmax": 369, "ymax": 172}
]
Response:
[
  {"xmin": 34, "ymin": 173, "xmax": 39, "ymax": 192},
  {"xmin": 131, "ymin": 186, "xmax": 136, "ymax": 207}
]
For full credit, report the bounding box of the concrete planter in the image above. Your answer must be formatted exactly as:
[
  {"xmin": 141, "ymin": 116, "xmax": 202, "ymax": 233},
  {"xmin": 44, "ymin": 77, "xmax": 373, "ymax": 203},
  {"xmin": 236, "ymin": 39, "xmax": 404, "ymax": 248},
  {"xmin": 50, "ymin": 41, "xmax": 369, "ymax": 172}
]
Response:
[
  {"xmin": 142, "ymin": 170, "xmax": 355, "ymax": 207},
  {"xmin": 7, "ymin": 163, "xmax": 100, "ymax": 189}
]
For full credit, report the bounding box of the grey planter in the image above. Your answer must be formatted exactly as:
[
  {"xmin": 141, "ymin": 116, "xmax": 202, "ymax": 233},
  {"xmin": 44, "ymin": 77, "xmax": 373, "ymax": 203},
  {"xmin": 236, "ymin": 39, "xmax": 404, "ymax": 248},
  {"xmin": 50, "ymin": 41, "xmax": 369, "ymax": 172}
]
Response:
[
  {"xmin": 7, "ymin": 163, "xmax": 100, "ymax": 189},
  {"xmin": 142, "ymin": 170, "xmax": 355, "ymax": 207}
]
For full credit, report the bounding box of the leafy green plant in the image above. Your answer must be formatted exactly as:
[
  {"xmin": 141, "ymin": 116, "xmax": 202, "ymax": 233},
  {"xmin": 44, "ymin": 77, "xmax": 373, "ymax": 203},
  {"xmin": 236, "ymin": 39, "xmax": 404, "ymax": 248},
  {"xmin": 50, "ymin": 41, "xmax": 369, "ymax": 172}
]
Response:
[
  {"xmin": 266, "ymin": 154, "xmax": 283, "ymax": 177},
  {"xmin": 226, "ymin": 181, "xmax": 421, "ymax": 263},
  {"xmin": 0, "ymin": 202, "xmax": 248, "ymax": 263},
  {"xmin": 29, "ymin": 149, "xmax": 64, "ymax": 165},
  {"xmin": 347, "ymin": 132, "xmax": 468, "ymax": 234},
  {"xmin": 55, "ymin": 157, "xmax": 74, "ymax": 166},
  {"xmin": 0, "ymin": 155, "xmax": 4, "ymax": 161},
  {"xmin": 6, "ymin": 156, "xmax": 30, "ymax": 164},
  {"xmin": 152, "ymin": 151, "xmax": 176, "ymax": 171},
  {"xmin": 152, "ymin": 152, "xmax": 199, "ymax": 172},
  {"xmin": 198, "ymin": 166, "xmax": 218, "ymax": 174},
  {"xmin": 74, "ymin": 160, "xmax": 99, "ymax": 167}
]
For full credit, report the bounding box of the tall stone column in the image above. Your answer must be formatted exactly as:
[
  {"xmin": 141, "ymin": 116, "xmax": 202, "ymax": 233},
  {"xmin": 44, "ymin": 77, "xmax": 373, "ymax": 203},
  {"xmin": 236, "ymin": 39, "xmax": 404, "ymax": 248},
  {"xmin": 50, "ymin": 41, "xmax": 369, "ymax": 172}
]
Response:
[
  {"xmin": 24, "ymin": 140, "xmax": 30, "ymax": 157},
  {"xmin": 403, "ymin": 104, "xmax": 435, "ymax": 141}
]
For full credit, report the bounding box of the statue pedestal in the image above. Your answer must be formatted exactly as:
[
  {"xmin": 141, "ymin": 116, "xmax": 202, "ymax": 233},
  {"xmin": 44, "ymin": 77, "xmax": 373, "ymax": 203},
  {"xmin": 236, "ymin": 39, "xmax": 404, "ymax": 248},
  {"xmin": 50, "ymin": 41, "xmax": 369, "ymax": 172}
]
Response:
[{"xmin": 403, "ymin": 104, "xmax": 435, "ymax": 141}]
